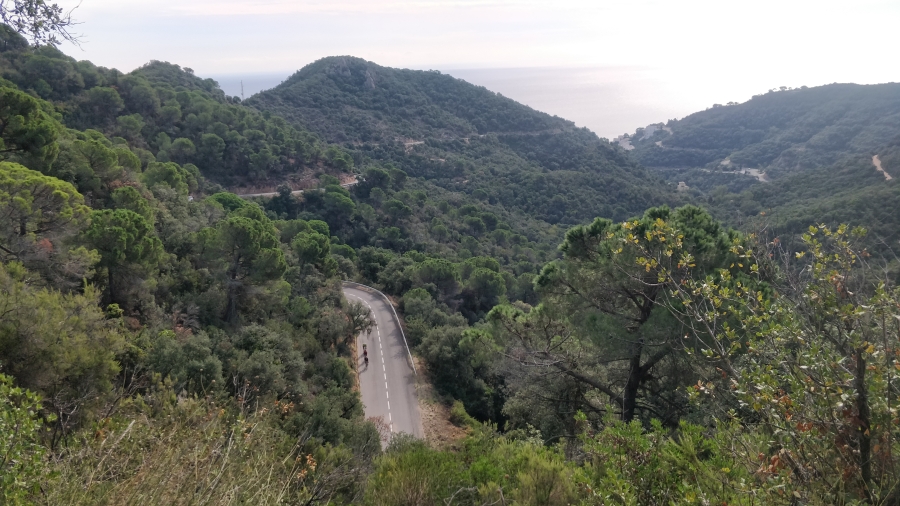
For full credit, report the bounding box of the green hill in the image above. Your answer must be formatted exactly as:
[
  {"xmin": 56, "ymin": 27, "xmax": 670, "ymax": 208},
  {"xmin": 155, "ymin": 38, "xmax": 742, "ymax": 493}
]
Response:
[
  {"xmin": 0, "ymin": 26, "xmax": 347, "ymax": 190},
  {"xmin": 628, "ymin": 83, "xmax": 900, "ymax": 177},
  {"xmin": 619, "ymin": 83, "xmax": 900, "ymax": 269},
  {"xmin": 247, "ymin": 56, "xmax": 677, "ymax": 225}
]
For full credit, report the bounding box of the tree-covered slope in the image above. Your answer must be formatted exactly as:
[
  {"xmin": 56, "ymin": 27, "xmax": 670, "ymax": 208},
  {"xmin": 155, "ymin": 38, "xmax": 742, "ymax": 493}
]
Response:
[
  {"xmin": 0, "ymin": 25, "xmax": 352, "ymax": 190},
  {"xmin": 247, "ymin": 56, "xmax": 677, "ymax": 225},
  {"xmin": 618, "ymin": 82, "xmax": 900, "ymax": 268},
  {"xmin": 706, "ymin": 147, "xmax": 899, "ymax": 239},
  {"xmin": 628, "ymin": 83, "xmax": 900, "ymax": 177},
  {"xmin": 246, "ymin": 56, "xmax": 568, "ymax": 143}
]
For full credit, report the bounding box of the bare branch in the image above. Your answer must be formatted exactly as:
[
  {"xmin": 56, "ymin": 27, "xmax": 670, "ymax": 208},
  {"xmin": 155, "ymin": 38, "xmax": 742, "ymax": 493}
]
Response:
[{"xmin": 1, "ymin": 0, "xmax": 82, "ymax": 47}]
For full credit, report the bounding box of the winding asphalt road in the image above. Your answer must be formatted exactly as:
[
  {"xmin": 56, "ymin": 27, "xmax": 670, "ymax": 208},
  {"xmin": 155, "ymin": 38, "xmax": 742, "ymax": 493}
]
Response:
[{"xmin": 342, "ymin": 283, "xmax": 423, "ymax": 440}]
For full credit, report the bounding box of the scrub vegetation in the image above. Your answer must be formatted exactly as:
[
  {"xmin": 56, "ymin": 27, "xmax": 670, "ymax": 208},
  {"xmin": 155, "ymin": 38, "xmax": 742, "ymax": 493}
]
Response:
[{"xmin": 2, "ymin": 14, "xmax": 899, "ymax": 505}]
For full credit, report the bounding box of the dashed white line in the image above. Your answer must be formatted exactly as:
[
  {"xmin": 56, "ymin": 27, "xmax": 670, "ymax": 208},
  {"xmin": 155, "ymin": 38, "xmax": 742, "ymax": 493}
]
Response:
[{"xmin": 348, "ymin": 289, "xmax": 398, "ymax": 438}]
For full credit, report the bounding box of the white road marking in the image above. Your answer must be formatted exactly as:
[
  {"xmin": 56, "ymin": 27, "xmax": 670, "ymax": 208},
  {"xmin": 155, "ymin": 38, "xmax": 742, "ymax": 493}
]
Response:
[{"xmin": 348, "ymin": 289, "xmax": 399, "ymax": 437}]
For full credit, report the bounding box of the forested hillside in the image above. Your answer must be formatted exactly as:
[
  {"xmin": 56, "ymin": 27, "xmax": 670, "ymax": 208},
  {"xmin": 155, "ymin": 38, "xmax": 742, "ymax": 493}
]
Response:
[
  {"xmin": 629, "ymin": 83, "xmax": 900, "ymax": 176},
  {"xmin": 703, "ymin": 139, "xmax": 900, "ymax": 261},
  {"xmin": 248, "ymin": 56, "xmax": 677, "ymax": 225},
  {"xmin": 0, "ymin": 25, "xmax": 352, "ymax": 191},
  {"xmin": 621, "ymin": 83, "xmax": 900, "ymax": 273},
  {"xmin": 0, "ymin": 24, "xmax": 383, "ymax": 503},
  {"xmin": 0, "ymin": 24, "xmax": 681, "ymax": 503},
  {"xmin": 3, "ymin": 15, "xmax": 900, "ymax": 505}
]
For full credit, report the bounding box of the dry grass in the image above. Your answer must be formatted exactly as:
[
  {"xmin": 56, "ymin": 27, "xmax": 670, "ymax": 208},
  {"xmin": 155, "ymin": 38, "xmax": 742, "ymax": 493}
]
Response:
[
  {"xmin": 413, "ymin": 358, "xmax": 468, "ymax": 449},
  {"xmin": 42, "ymin": 397, "xmax": 361, "ymax": 505}
]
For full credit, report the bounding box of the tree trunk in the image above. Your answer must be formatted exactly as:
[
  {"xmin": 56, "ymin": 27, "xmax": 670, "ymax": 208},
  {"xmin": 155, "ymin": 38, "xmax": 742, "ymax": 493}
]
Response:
[
  {"xmin": 620, "ymin": 291, "xmax": 655, "ymax": 422},
  {"xmin": 622, "ymin": 340, "xmax": 643, "ymax": 422},
  {"xmin": 855, "ymin": 349, "xmax": 873, "ymax": 502},
  {"xmin": 223, "ymin": 254, "xmax": 240, "ymax": 323},
  {"xmin": 224, "ymin": 284, "xmax": 237, "ymax": 323},
  {"xmin": 107, "ymin": 268, "xmax": 116, "ymax": 305}
]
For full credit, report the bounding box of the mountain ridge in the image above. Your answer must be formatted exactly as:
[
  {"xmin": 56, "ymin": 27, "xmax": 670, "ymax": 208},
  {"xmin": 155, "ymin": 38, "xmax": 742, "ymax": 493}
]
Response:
[
  {"xmin": 249, "ymin": 55, "xmax": 579, "ymax": 144},
  {"xmin": 247, "ymin": 55, "xmax": 677, "ymax": 225}
]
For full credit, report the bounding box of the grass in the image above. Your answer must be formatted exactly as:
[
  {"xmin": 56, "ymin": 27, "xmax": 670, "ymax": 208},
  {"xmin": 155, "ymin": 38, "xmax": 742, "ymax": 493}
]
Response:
[{"xmin": 42, "ymin": 396, "xmax": 363, "ymax": 505}]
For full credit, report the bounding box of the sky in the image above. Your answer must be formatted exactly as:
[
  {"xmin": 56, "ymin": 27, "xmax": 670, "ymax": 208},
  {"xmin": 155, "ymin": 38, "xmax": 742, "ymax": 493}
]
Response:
[{"xmin": 51, "ymin": 0, "xmax": 900, "ymax": 137}]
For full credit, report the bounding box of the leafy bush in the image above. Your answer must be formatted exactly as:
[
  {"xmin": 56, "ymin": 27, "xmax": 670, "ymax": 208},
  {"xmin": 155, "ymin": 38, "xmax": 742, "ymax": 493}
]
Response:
[{"xmin": 0, "ymin": 374, "xmax": 50, "ymax": 505}]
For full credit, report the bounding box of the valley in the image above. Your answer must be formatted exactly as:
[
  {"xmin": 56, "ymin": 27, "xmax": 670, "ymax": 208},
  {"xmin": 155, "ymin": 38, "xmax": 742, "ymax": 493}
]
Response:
[{"xmin": 1, "ymin": 16, "xmax": 899, "ymax": 505}]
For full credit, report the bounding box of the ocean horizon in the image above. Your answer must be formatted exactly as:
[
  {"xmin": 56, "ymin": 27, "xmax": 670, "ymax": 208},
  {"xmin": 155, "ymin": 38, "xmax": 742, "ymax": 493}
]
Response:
[{"xmin": 211, "ymin": 65, "xmax": 828, "ymax": 140}]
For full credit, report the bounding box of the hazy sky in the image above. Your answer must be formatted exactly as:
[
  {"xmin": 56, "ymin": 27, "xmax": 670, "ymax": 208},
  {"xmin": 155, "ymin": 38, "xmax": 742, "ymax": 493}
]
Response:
[{"xmin": 51, "ymin": 0, "xmax": 900, "ymax": 137}]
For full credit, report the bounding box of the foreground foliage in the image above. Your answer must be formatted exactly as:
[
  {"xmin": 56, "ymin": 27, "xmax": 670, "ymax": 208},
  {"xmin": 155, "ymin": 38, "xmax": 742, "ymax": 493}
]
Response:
[{"xmin": 44, "ymin": 395, "xmax": 378, "ymax": 506}]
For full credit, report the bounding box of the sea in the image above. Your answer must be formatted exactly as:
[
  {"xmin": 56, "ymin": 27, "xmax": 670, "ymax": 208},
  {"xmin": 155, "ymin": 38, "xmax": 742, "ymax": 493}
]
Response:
[{"xmin": 212, "ymin": 66, "xmax": 794, "ymax": 140}]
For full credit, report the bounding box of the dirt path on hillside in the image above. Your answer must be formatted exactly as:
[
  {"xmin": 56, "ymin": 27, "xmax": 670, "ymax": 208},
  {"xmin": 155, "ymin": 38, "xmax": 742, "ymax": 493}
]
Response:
[
  {"xmin": 236, "ymin": 178, "xmax": 358, "ymax": 198},
  {"xmin": 873, "ymin": 155, "xmax": 893, "ymax": 181}
]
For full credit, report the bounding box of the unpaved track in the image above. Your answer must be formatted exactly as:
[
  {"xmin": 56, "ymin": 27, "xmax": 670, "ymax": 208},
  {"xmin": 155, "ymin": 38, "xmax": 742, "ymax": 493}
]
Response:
[
  {"xmin": 873, "ymin": 155, "xmax": 893, "ymax": 181},
  {"xmin": 236, "ymin": 180, "xmax": 358, "ymax": 198}
]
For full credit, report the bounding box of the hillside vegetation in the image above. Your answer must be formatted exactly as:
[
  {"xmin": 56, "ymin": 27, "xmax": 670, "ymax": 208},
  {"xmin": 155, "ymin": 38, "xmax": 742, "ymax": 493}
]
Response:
[
  {"xmin": 0, "ymin": 25, "xmax": 352, "ymax": 190},
  {"xmin": 2, "ymin": 17, "xmax": 900, "ymax": 505},
  {"xmin": 622, "ymin": 83, "xmax": 900, "ymax": 270},
  {"xmin": 707, "ymin": 141, "xmax": 900, "ymax": 258},
  {"xmin": 248, "ymin": 56, "xmax": 677, "ymax": 225},
  {"xmin": 629, "ymin": 83, "xmax": 900, "ymax": 175}
]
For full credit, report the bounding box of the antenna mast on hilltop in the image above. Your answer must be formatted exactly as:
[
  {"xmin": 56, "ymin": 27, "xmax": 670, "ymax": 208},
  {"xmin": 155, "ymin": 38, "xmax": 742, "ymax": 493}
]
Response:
[{"xmin": 241, "ymin": 81, "xmax": 245, "ymax": 101}]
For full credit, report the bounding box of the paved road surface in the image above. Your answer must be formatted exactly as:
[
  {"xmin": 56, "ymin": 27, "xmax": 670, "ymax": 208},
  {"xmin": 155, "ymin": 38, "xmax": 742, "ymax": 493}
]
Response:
[{"xmin": 342, "ymin": 284, "xmax": 422, "ymax": 440}]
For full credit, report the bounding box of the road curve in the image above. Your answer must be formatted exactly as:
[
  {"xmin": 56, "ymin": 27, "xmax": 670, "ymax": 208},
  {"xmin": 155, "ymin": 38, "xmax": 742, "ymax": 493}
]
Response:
[{"xmin": 342, "ymin": 283, "xmax": 423, "ymax": 440}]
